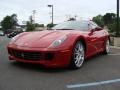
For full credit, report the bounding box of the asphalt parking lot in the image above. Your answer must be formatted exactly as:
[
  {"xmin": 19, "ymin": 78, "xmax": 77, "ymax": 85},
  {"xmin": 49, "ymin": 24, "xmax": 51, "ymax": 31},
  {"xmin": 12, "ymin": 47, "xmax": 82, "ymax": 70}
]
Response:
[{"xmin": 0, "ymin": 36, "xmax": 120, "ymax": 90}]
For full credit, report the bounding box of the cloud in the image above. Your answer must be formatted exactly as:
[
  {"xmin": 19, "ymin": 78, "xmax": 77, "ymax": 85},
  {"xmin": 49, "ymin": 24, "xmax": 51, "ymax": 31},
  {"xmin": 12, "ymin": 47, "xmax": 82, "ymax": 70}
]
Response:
[{"xmin": 0, "ymin": 0, "xmax": 116, "ymax": 24}]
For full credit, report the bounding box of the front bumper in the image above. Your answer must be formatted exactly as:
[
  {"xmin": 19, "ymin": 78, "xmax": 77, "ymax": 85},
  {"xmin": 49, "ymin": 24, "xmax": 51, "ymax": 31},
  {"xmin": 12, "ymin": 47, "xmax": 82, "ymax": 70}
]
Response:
[{"xmin": 7, "ymin": 44, "xmax": 72, "ymax": 68}]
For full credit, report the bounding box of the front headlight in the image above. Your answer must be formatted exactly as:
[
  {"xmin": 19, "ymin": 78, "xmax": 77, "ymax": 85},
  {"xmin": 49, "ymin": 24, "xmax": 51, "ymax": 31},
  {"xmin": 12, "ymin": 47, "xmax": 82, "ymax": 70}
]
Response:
[{"xmin": 49, "ymin": 35, "xmax": 67, "ymax": 47}]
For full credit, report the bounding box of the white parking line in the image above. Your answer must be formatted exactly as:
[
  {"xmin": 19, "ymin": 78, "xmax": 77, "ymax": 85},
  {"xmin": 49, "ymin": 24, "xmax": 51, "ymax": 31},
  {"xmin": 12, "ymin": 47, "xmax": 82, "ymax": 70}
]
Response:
[
  {"xmin": 67, "ymin": 79, "xmax": 120, "ymax": 89},
  {"xmin": 108, "ymin": 53, "xmax": 120, "ymax": 56}
]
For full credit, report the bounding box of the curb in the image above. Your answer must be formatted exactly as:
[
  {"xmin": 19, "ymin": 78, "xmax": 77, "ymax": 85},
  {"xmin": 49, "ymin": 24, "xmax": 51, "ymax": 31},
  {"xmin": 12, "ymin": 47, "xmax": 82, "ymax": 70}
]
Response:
[{"xmin": 110, "ymin": 46, "xmax": 120, "ymax": 49}]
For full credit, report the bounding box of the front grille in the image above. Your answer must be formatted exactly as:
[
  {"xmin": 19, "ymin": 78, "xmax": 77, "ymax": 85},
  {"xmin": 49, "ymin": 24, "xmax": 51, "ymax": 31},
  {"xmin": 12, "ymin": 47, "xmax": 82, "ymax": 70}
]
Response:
[{"xmin": 8, "ymin": 49, "xmax": 54, "ymax": 61}]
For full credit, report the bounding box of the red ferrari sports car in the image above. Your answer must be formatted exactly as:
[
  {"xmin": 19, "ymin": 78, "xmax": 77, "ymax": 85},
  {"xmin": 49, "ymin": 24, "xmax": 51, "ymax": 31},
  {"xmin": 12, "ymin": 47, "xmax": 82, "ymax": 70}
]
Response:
[{"xmin": 7, "ymin": 20, "xmax": 110, "ymax": 69}]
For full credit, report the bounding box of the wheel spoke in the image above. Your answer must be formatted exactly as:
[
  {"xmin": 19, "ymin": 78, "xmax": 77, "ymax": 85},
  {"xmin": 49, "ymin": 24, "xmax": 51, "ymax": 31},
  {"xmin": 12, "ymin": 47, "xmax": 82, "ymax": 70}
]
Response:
[
  {"xmin": 73, "ymin": 42, "xmax": 84, "ymax": 68},
  {"xmin": 106, "ymin": 40, "xmax": 110, "ymax": 53}
]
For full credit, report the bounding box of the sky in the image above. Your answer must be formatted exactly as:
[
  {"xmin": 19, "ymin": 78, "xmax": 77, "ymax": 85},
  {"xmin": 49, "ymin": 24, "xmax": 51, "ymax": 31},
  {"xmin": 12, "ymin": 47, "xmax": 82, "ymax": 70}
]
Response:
[{"xmin": 0, "ymin": 0, "xmax": 117, "ymax": 25}]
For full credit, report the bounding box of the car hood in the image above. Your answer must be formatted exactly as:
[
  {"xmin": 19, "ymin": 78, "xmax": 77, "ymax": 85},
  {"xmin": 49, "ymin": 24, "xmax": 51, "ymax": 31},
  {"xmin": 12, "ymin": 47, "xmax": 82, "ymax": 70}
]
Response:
[{"xmin": 14, "ymin": 30, "xmax": 70, "ymax": 48}]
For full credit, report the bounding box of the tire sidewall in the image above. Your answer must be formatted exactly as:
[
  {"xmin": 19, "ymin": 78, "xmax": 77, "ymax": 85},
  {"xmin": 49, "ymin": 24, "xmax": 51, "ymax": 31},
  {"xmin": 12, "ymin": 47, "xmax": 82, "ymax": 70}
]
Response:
[{"xmin": 70, "ymin": 41, "xmax": 85, "ymax": 69}]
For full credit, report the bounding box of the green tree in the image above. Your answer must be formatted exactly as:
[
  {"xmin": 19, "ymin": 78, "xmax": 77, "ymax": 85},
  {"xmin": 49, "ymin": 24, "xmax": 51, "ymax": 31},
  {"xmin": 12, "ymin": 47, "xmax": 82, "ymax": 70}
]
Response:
[
  {"xmin": 1, "ymin": 16, "xmax": 13, "ymax": 30},
  {"xmin": 11, "ymin": 14, "xmax": 18, "ymax": 26},
  {"xmin": 47, "ymin": 23, "xmax": 56, "ymax": 29},
  {"xmin": 26, "ymin": 15, "xmax": 35, "ymax": 31},
  {"xmin": 107, "ymin": 23, "xmax": 116, "ymax": 33},
  {"xmin": 107, "ymin": 21, "xmax": 120, "ymax": 33},
  {"xmin": 35, "ymin": 23, "xmax": 44, "ymax": 27},
  {"xmin": 92, "ymin": 13, "xmax": 120, "ymax": 36},
  {"xmin": 1, "ymin": 14, "xmax": 18, "ymax": 33},
  {"xmin": 92, "ymin": 15, "xmax": 104, "ymax": 27},
  {"xmin": 103, "ymin": 13, "xmax": 116, "ymax": 25},
  {"xmin": 26, "ymin": 21, "xmax": 35, "ymax": 31}
]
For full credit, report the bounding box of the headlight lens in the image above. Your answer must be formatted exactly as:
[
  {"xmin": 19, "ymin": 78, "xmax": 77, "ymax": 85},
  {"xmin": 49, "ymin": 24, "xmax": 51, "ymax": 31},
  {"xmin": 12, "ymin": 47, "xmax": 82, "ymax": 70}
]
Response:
[{"xmin": 49, "ymin": 35, "xmax": 67, "ymax": 47}]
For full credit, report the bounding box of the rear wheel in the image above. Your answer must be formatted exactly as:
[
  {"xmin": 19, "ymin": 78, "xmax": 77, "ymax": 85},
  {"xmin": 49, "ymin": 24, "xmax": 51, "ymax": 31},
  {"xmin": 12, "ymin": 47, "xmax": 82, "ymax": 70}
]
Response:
[
  {"xmin": 70, "ymin": 41, "xmax": 85, "ymax": 69},
  {"xmin": 102, "ymin": 39, "xmax": 110, "ymax": 54}
]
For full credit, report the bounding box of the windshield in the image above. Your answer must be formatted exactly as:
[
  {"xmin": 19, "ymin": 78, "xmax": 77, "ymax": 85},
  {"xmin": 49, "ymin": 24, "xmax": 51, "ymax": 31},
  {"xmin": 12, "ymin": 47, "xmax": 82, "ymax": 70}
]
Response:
[{"xmin": 52, "ymin": 21, "xmax": 89, "ymax": 30}]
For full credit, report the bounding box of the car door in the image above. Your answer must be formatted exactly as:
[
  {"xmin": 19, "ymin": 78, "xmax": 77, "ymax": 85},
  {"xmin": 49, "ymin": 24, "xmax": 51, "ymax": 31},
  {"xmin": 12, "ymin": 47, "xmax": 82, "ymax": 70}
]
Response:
[
  {"xmin": 86, "ymin": 22, "xmax": 102, "ymax": 57},
  {"xmin": 90, "ymin": 22, "xmax": 104, "ymax": 52}
]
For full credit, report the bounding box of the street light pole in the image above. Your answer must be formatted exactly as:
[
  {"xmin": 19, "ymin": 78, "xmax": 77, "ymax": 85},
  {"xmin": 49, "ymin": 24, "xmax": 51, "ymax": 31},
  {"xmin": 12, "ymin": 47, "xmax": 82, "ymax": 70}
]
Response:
[
  {"xmin": 52, "ymin": 5, "xmax": 53, "ymax": 25},
  {"xmin": 116, "ymin": 0, "xmax": 119, "ymax": 36},
  {"xmin": 32, "ymin": 10, "xmax": 36, "ymax": 24},
  {"xmin": 48, "ymin": 5, "xmax": 53, "ymax": 25}
]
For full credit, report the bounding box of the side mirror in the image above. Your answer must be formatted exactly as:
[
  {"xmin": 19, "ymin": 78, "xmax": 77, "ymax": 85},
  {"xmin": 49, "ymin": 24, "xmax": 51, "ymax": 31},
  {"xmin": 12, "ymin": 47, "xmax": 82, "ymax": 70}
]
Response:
[
  {"xmin": 90, "ymin": 27, "xmax": 102, "ymax": 34},
  {"xmin": 95, "ymin": 27, "xmax": 102, "ymax": 31}
]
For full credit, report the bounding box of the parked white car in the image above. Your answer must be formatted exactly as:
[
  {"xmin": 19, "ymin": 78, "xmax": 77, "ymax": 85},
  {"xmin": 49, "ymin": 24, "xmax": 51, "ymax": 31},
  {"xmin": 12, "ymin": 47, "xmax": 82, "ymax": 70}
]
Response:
[{"xmin": 0, "ymin": 31, "xmax": 5, "ymax": 36}]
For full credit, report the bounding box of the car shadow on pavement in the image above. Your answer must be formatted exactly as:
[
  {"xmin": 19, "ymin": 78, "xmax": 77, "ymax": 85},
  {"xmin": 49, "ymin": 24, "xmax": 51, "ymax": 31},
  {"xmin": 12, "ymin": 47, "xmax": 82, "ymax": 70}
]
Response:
[
  {"xmin": 10, "ymin": 53, "xmax": 107, "ymax": 73},
  {"xmin": 10, "ymin": 61, "xmax": 70, "ymax": 73},
  {"xmin": 85, "ymin": 53, "xmax": 104, "ymax": 62}
]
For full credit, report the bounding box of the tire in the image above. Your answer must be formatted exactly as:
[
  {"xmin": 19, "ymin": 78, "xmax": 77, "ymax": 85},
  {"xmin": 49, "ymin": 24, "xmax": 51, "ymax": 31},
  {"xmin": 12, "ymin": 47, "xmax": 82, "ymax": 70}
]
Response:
[
  {"xmin": 70, "ymin": 41, "xmax": 85, "ymax": 69},
  {"xmin": 102, "ymin": 39, "xmax": 110, "ymax": 54}
]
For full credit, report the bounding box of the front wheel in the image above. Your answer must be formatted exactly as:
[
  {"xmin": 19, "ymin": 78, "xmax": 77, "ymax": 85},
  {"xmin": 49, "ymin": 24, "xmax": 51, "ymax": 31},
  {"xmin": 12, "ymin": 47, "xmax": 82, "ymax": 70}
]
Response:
[{"xmin": 70, "ymin": 41, "xmax": 85, "ymax": 69}]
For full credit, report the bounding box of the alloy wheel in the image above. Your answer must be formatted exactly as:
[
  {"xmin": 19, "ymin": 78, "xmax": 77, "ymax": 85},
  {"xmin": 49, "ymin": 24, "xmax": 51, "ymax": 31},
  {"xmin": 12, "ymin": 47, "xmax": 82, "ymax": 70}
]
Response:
[{"xmin": 72, "ymin": 41, "xmax": 85, "ymax": 68}]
